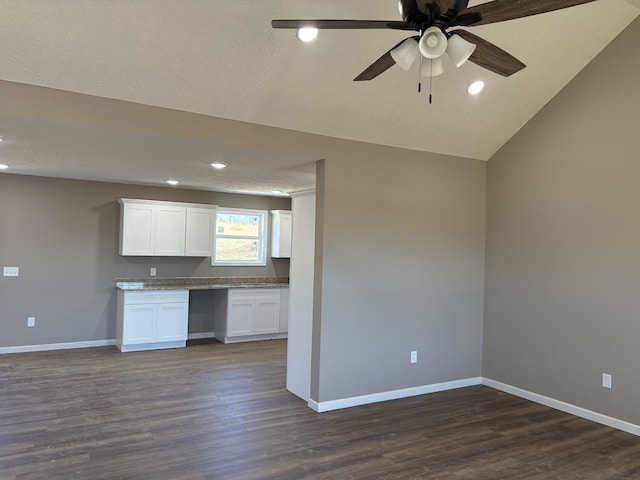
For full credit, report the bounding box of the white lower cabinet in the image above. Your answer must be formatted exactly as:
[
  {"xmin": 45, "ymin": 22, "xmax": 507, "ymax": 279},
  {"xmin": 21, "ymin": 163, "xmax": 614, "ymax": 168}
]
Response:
[
  {"xmin": 214, "ymin": 288, "xmax": 287, "ymax": 343},
  {"xmin": 117, "ymin": 290, "xmax": 189, "ymax": 352}
]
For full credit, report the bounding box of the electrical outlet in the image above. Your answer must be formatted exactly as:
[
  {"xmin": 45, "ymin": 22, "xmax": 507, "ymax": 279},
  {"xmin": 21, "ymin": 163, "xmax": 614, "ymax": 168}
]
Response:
[
  {"xmin": 27, "ymin": 316, "xmax": 35, "ymax": 327},
  {"xmin": 3, "ymin": 266, "xmax": 19, "ymax": 277},
  {"xmin": 602, "ymin": 373, "xmax": 612, "ymax": 389},
  {"xmin": 150, "ymin": 267, "xmax": 157, "ymax": 277},
  {"xmin": 410, "ymin": 351, "xmax": 418, "ymax": 364}
]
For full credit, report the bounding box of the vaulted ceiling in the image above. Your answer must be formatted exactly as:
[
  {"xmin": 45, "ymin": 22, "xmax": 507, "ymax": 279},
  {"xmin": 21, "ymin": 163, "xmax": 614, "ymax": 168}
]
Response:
[{"xmin": 0, "ymin": 1, "xmax": 638, "ymax": 195}]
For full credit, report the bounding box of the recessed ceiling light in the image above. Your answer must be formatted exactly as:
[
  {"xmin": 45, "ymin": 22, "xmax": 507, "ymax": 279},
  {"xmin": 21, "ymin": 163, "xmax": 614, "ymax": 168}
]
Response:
[
  {"xmin": 467, "ymin": 80, "xmax": 485, "ymax": 95},
  {"xmin": 211, "ymin": 162, "xmax": 227, "ymax": 170},
  {"xmin": 166, "ymin": 180, "xmax": 179, "ymax": 186},
  {"xmin": 0, "ymin": 164, "xmax": 8, "ymax": 170},
  {"xmin": 296, "ymin": 27, "xmax": 318, "ymax": 42}
]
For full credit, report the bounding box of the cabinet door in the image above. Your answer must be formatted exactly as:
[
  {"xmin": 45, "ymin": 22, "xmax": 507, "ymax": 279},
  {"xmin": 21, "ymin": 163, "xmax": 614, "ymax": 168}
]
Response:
[
  {"xmin": 156, "ymin": 303, "xmax": 189, "ymax": 342},
  {"xmin": 227, "ymin": 298, "xmax": 255, "ymax": 336},
  {"xmin": 279, "ymin": 287, "xmax": 289, "ymax": 333},
  {"xmin": 278, "ymin": 212, "xmax": 292, "ymax": 258},
  {"xmin": 185, "ymin": 207, "xmax": 215, "ymax": 257},
  {"xmin": 122, "ymin": 304, "xmax": 156, "ymax": 344},
  {"xmin": 254, "ymin": 296, "xmax": 280, "ymax": 334},
  {"xmin": 121, "ymin": 203, "xmax": 155, "ymax": 255},
  {"xmin": 155, "ymin": 205, "xmax": 186, "ymax": 256},
  {"xmin": 271, "ymin": 210, "xmax": 292, "ymax": 258}
]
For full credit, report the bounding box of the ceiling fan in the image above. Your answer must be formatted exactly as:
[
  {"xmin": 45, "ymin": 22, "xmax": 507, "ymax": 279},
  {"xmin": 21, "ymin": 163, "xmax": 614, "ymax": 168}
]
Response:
[{"xmin": 272, "ymin": 0, "xmax": 599, "ymax": 81}]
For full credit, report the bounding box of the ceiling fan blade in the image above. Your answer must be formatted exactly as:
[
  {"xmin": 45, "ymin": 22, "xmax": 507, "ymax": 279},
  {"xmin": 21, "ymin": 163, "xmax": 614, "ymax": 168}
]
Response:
[
  {"xmin": 451, "ymin": 29, "xmax": 525, "ymax": 76},
  {"xmin": 457, "ymin": 0, "xmax": 598, "ymax": 26},
  {"xmin": 353, "ymin": 38, "xmax": 413, "ymax": 81},
  {"xmin": 271, "ymin": 19, "xmax": 415, "ymax": 31}
]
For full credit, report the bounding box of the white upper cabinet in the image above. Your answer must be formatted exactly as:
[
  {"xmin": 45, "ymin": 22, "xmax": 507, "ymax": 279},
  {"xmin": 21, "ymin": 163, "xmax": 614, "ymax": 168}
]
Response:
[
  {"xmin": 270, "ymin": 210, "xmax": 292, "ymax": 258},
  {"xmin": 119, "ymin": 199, "xmax": 216, "ymax": 257}
]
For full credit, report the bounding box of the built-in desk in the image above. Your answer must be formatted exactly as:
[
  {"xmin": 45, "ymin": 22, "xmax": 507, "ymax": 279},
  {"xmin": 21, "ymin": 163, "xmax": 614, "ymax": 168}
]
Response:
[{"xmin": 115, "ymin": 277, "xmax": 289, "ymax": 352}]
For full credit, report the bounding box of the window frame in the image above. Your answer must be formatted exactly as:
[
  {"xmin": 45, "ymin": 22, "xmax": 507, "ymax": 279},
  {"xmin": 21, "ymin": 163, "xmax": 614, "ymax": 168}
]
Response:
[{"xmin": 211, "ymin": 207, "xmax": 268, "ymax": 266}]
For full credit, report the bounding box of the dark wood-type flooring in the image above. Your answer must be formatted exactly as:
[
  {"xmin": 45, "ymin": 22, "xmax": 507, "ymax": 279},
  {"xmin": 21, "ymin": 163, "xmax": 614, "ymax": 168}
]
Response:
[{"xmin": 1, "ymin": 339, "xmax": 639, "ymax": 479}]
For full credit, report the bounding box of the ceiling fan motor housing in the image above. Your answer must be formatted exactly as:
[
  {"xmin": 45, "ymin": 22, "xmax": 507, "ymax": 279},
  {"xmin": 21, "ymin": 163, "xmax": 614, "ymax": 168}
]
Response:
[{"xmin": 399, "ymin": 0, "xmax": 432, "ymax": 24}]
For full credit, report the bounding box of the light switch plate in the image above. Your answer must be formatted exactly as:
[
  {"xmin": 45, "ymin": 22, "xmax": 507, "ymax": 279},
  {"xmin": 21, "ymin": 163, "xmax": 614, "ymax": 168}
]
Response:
[{"xmin": 3, "ymin": 266, "xmax": 19, "ymax": 277}]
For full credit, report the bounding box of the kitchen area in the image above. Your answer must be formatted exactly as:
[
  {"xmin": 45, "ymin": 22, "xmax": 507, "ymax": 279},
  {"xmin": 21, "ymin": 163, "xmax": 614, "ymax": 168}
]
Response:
[
  {"xmin": 114, "ymin": 198, "xmax": 293, "ymax": 353},
  {"xmin": 0, "ymin": 172, "xmax": 315, "ymax": 404}
]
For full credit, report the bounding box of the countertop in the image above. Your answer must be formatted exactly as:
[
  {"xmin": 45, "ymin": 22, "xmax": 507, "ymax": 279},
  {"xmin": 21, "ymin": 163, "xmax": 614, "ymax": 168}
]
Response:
[{"xmin": 116, "ymin": 276, "xmax": 289, "ymax": 291}]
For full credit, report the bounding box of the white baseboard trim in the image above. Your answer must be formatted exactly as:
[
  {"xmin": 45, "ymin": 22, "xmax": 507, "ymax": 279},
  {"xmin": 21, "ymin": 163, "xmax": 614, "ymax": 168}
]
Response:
[
  {"xmin": 482, "ymin": 378, "xmax": 640, "ymax": 437},
  {"xmin": 308, "ymin": 377, "xmax": 482, "ymax": 413},
  {"xmin": 0, "ymin": 333, "xmax": 216, "ymax": 354},
  {"xmin": 0, "ymin": 339, "xmax": 117, "ymax": 355},
  {"xmin": 187, "ymin": 332, "xmax": 216, "ymax": 340},
  {"xmin": 219, "ymin": 333, "xmax": 287, "ymax": 344}
]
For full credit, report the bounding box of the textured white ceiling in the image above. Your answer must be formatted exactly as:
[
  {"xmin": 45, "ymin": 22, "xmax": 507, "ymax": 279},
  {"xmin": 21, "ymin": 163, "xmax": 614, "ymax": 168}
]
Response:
[{"xmin": 0, "ymin": 0, "xmax": 638, "ymax": 194}]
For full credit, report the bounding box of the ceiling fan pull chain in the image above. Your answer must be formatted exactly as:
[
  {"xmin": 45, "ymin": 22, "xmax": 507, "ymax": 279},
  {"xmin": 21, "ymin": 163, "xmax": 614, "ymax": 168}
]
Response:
[
  {"xmin": 418, "ymin": 52, "xmax": 423, "ymax": 94},
  {"xmin": 429, "ymin": 60, "xmax": 433, "ymax": 105}
]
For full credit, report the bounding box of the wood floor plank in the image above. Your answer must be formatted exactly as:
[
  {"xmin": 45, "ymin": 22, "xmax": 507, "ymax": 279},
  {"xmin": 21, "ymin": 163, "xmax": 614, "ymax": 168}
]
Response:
[{"xmin": 1, "ymin": 339, "xmax": 639, "ymax": 479}]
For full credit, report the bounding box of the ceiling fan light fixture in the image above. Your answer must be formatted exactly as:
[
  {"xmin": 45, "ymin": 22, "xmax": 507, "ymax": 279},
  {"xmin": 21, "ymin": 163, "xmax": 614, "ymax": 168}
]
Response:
[
  {"xmin": 420, "ymin": 57, "xmax": 444, "ymax": 77},
  {"xmin": 390, "ymin": 38, "xmax": 419, "ymax": 71},
  {"xmin": 446, "ymin": 34, "xmax": 476, "ymax": 68},
  {"xmin": 296, "ymin": 27, "xmax": 318, "ymax": 42},
  {"xmin": 418, "ymin": 27, "xmax": 447, "ymax": 59}
]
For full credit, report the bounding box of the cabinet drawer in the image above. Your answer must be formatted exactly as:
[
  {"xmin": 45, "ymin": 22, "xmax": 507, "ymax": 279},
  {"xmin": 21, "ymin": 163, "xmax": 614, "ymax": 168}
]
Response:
[
  {"xmin": 123, "ymin": 290, "xmax": 189, "ymax": 305},
  {"xmin": 228, "ymin": 288, "xmax": 280, "ymax": 301}
]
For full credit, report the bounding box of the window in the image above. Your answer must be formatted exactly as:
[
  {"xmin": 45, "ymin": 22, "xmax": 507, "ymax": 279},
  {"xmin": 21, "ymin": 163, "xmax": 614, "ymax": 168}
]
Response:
[{"xmin": 212, "ymin": 208, "xmax": 267, "ymax": 266}]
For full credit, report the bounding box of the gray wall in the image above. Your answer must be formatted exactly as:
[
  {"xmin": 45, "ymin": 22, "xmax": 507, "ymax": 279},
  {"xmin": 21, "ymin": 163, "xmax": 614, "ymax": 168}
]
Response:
[
  {"xmin": 311, "ymin": 144, "xmax": 487, "ymax": 403},
  {"xmin": 484, "ymin": 18, "xmax": 640, "ymax": 424},
  {"xmin": 0, "ymin": 174, "xmax": 290, "ymax": 346}
]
